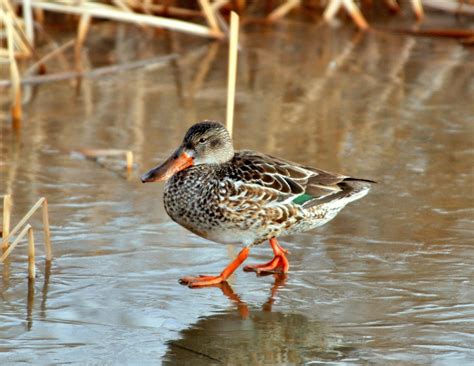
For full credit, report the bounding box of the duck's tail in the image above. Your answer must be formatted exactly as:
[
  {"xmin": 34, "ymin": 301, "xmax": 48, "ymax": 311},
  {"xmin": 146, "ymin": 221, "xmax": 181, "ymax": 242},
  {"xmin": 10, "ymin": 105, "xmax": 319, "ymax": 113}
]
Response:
[
  {"xmin": 338, "ymin": 177, "xmax": 376, "ymax": 204},
  {"xmin": 301, "ymin": 177, "xmax": 375, "ymax": 208}
]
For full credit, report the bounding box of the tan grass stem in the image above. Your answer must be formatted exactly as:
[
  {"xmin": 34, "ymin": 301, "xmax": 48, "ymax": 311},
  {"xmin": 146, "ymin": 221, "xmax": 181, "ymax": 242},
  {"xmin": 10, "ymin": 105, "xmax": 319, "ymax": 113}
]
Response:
[
  {"xmin": 2, "ymin": 195, "xmax": 12, "ymax": 250},
  {"xmin": 125, "ymin": 151, "xmax": 134, "ymax": 171},
  {"xmin": 28, "ymin": 226, "xmax": 36, "ymax": 279},
  {"xmin": 226, "ymin": 12, "xmax": 239, "ymax": 137},
  {"xmin": 26, "ymin": 1, "xmax": 222, "ymax": 39},
  {"xmin": 411, "ymin": 0, "xmax": 424, "ymax": 21},
  {"xmin": 5, "ymin": 12, "xmax": 23, "ymax": 125},
  {"xmin": 199, "ymin": 0, "xmax": 222, "ymax": 37},
  {"xmin": 75, "ymin": 14, "xmax": 91, "ymax": 72},
  {"xmin": 342, "ymin": 0, "xmax": 369, "ymax": 30},
  {"xmin": 0, "ymin": 53, "xmax": 177, "ymax": 87},
  {"xmin": 267, "ymin": 0, "xmax": 301, "ymax": 22},
  {"xmin": 22, "ymin": 0, "xmax": 35, "ymax": 45},
  {"xmin": 42, "ymin": 199, "xmax": 52, "ymax": 261},
  {"xmin": 2, "ymin": 198, "xmax": 47, "ymax": 247},
  {"xmin": 25, "ymin": 39, "xmax": 75, "ymax": 77},
  {"xmin": 1, "ymin": 224, "xmax": 31, "ymax": 263}
]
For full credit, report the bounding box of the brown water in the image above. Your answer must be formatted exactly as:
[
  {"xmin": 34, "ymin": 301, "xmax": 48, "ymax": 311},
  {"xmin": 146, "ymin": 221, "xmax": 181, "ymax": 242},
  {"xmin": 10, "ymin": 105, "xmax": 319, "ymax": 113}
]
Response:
[{"xmin": 1, "ymin": 17, "xmax": 474, "ymax": 365}]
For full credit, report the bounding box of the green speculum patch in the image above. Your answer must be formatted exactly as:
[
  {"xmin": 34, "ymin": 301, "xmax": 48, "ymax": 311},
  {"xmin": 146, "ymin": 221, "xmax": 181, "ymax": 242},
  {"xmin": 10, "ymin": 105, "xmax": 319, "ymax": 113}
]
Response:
[{"xmin": 292, "ymin": 193, "xmax": 313, "ymax": 205}]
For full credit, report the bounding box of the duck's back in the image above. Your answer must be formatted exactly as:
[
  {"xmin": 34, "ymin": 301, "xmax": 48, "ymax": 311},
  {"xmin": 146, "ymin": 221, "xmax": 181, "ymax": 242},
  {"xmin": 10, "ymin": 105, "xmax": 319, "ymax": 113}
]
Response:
[{"xmin": 163, "ymin": 150, "xmax": 373, "ymax": 245}]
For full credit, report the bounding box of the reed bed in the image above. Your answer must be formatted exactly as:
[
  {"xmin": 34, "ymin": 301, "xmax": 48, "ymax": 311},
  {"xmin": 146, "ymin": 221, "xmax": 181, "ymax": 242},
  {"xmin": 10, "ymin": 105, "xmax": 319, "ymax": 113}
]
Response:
[{"xmin": 1, "ymin": 0, "xmax": 473, "ymax": 129}]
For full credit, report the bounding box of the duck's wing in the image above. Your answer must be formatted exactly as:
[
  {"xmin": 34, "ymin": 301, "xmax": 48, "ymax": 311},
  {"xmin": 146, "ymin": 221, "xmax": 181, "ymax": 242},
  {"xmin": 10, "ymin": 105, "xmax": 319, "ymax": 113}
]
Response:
[{"xmin": 227, "ymin": 151, "xmax": 373, "ymax": 208}]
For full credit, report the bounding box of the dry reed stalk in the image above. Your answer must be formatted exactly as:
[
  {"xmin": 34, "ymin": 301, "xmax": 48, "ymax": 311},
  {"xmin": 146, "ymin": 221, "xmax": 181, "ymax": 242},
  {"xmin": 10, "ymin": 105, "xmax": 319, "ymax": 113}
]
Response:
[
  {"xmin": 205, "ymin": 0, "xmax": 230, "ymax": 35},
  {"xmin": 0, "ymin": 53, "xmax": 177, "ymax": 87},
  {"xmin": 2, "ymin": 195, "xmax": 12, "ymax": 250},
  {"xmin": 378, "ymin": 26, "xmax": 474, "ymax": 38},
  {"xmin": 25, "ymin": 39, "xmax": 75, "ymax": 77},
  {"xmin": 125, "ymin": 151, "xmax": 134, "ymax": 171},
  {"xmin": 27, "ymin": 226, "xmax": 35, "ymax": 279},
  {"xmin": 75, "ymin": 14, "xmax": 91, "ymax": 72},
  {"xmin": 0, "ymin": 197, "xmax": 52, "ymax": 262},
  {"xmin": 0, "ymin": 224, "xmax": 30, "ymax": 263},
  {"xmin": 411, "ymin": 0, "xmax": 424, "ymax": 20},
  {"xmin": 384, "ymin": 0, "xmax": 400, "ymax": 12},
  {"xmin": 42, "ymin": 199, "xmax": 52, "ymax": 261},
  {"xmin": 2, "ymin": 197, "xmax": 46, "ymax": 245},
  {"xmin": 112, "ymin": 0, "xmax": 134, "ymax": 13},
  {"xmin": 77, "ymin": 148, "xmax": 134, "ymax": 170},
  {"xmin": 125, "ymin": 0, "xmax": 202, "ymax": 18},
  {"xmin": 199, "ymin": 0, "xmax": 223, "ymax": 37},
  {"xmin": 25, "ymin": 0, "xmax": 223, "ymax": 39},
  {"xmin": 1, "ymin": 0, "xmax": 33, "ymax": 56},
  {"xmin": 212, "ymin": 0, "xmax": 229, "ymax": 10},
  {"xmin": 342, "ymin": 0, "xmax": 369, "ymax": 30},
  {"xmin": 33, "ymin": 8, "xmax": 44, "ymax": 23},
  {"xmin": 323, "ymin": 0, "xmax": 369, "ymax": 30},
  {"xmin": 323, "ymin": 0, "xmax": 341, "ymax": 21},
  {"xmin": 22, "ymin": 0, "xmax": 35, "ymax": 45},
  {"xmin": 226, "ymin": 12, "xmax": 239, "ymax": 137},
  {"xmin": 77, "ymin": 148, "xmax": 131, "ymax": 157},
  {"xmin": 211, "ymin": 0, "xmax": 229, "ymax": 10},
  {"xmin": 5, "ymin": 12, "xmax": 23, "ymax": 126},
  {"xmin": 422, "ymin": 0, "xmax": 474, "ymax": 15},
  {"xmin": 267, "ymin": 0, "xmax": 301, "ymax": 22}
]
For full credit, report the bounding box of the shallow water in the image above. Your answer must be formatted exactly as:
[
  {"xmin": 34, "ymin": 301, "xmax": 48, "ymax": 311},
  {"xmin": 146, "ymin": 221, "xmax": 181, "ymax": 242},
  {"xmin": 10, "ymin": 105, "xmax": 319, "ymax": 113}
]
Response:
[{"xmin": 1, "ymin": 15, "xmax": 474, "ymax": 365}]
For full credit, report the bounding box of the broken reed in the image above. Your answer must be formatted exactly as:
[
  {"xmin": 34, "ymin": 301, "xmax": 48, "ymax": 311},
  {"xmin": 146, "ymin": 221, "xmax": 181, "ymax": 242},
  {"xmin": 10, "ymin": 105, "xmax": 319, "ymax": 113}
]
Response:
[
  {"xmin": 1, "ymin": 196, "xmax": 52, "ymax": 273},
  {"xmin": 76, "ymin": 149, "xmax": 134, "ymax": 171}
]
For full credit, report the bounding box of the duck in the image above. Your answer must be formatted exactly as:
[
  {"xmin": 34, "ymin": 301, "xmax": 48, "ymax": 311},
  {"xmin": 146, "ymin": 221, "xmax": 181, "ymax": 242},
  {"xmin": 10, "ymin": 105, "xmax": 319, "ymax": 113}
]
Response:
[{"xmin": 141, "ymin": 121, "xmax": 374, "ymax": 288}]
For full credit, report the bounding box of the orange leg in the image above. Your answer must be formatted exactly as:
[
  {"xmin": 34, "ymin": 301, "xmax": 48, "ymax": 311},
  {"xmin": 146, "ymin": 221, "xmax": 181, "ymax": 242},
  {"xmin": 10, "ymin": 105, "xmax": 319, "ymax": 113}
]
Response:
[
  {"xmin": 243, "ymin": 238, "xmax": 289, "ymax": 274},
  {"xmin": 179, "ymin": 247, "xmax": 250, "ymax": 288}
]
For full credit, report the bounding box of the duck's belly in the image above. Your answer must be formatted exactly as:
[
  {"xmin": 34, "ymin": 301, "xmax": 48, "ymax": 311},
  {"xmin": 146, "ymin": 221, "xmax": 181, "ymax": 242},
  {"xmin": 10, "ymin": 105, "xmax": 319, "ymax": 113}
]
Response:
[
  {"xmin": 166, "ymin": 201, "xmax": 274, "ymax": 245},
  {"xmin": 201, "ymin": 227, "xmax": 261, "ymax": 246},
  {"xmin": 163, "ymin": 171, "xmax": 350, "ymax": 245},
  {"xmin": 165, "ymin": 207, "xmax": 263, "ymax": 245}
]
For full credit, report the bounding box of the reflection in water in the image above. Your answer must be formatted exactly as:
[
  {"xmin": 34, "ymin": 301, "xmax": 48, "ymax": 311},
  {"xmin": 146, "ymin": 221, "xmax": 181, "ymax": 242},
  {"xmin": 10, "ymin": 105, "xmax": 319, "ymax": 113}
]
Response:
[
  {"xmin": 26, "ymin": 278, "xmax": 34, "ymax": 331},
  {"xmin": 1, "ymin": 244, "xmax": 52, "ymax": 331},
  {"xmin": 0, "ymin": 255, "xmax": 51, "ymax": 333},
  {"xmin": 26, "ymin": 260, "xmax": 52, "ymax": 331},
  {"xmin": 165, "ymin": 275, "xmax": 353, "ymax": 365}
]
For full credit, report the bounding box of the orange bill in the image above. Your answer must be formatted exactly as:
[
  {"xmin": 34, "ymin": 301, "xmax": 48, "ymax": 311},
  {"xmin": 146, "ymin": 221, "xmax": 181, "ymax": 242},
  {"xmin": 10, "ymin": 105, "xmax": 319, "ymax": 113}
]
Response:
[{"xmin": 141, "ymin": 150, "xmax": 193, "ymax": 183}]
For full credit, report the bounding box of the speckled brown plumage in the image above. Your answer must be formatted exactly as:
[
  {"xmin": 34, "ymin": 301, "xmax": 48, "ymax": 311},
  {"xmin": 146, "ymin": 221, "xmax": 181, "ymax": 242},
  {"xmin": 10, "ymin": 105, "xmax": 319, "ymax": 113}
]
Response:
[
  {"xmin": 163, "ymin": 149, "xmax": 373, "ymax": 247},
  {"xmin": 141, "ymin": 121, "xmax": 374, "ymax": 286}
]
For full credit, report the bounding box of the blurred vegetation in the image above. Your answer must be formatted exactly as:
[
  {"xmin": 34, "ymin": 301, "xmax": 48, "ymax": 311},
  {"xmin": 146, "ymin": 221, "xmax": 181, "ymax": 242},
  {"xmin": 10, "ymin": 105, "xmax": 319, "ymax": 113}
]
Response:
[{"xmin": 1, "ymin": 0, "xmax": 473, "ymax": 128}]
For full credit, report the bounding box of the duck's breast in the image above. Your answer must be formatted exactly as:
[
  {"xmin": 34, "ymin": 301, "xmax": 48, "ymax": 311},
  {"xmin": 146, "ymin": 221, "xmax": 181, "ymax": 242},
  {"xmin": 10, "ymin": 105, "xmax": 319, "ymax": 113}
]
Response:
[{"xmin": 163, "ymin": 167, "xmax": 224, "ymax": 234}]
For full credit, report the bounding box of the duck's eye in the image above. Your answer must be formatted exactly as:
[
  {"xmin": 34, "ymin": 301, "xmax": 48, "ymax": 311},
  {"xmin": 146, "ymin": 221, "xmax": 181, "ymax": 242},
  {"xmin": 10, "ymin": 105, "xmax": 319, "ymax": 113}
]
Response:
[{"xmin": 198, "ymin": 137, "xmax": 207, "ymax": 144}]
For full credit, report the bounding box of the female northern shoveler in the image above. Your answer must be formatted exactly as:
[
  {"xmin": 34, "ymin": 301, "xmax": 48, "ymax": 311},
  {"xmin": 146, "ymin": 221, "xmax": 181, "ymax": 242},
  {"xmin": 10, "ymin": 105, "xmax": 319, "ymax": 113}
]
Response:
[{"xmin": 141, "ymin": 121, "xmax": 374, "ymax": 288}]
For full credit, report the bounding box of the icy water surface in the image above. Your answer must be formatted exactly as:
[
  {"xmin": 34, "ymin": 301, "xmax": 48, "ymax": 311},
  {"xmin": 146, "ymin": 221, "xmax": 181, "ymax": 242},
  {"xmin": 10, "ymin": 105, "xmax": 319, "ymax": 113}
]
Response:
[{"xmin": 1, "ymin": 17, "xmax": 474, "ymax": 365}]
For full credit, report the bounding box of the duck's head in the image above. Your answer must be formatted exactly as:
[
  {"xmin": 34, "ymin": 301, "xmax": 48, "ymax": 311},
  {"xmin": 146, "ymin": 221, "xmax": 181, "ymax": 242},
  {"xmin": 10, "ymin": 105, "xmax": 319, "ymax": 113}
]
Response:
[{"xmin": 141, "ymin": 121, "xmax": 234, "ymax": 183}]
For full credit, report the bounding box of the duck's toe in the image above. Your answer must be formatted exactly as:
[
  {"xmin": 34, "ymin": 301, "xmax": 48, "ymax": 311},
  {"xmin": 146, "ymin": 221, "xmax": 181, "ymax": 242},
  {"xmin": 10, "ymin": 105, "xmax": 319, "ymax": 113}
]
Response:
[{"xmin": 243, "ymin": 253, "xmax": 289, "ymax": 275}]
